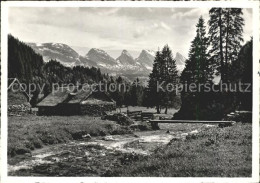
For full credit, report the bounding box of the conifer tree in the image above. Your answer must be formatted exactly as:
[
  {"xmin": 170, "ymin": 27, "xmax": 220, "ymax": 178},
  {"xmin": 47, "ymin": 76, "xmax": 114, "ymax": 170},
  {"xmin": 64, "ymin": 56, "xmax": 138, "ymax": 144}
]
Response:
[
  {"xmin": 208, "ymin": 8, "xmax": 244, "ymax": 82},
  {"xmin": 231, "ymin": 38, "xmax": 252, "ymax": 110},
  {"xmin": 208, "ymin": 8, "xmax": 225, "ymax": 81},
  {"xmin": 148, "ymin": 50, "xmax": 162, "ymax": 113},
  {"xmin": 148, "ymin": 45, "xmax": 179, "ymax": 114},
  {"xmin": 223, "ymin": 8, "xmax": 244, "ymax": 81},
  {"xmin": 161, "ymin": 45, "xmax": 179, "ymax": 114},
  {"xmin": 181, "ymin": 17, "xmax": 212, "ymax": 85},
  {"xmin": 178, "ymin": 16, "xmax": 212, "ymax": 119}
]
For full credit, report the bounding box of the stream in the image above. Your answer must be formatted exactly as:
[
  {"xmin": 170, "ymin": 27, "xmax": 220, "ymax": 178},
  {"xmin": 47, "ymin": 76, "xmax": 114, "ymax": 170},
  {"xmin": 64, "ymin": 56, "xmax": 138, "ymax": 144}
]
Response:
[{"xmin": 8, "ymin": 123, "xmax": 216, "ymax": 176}]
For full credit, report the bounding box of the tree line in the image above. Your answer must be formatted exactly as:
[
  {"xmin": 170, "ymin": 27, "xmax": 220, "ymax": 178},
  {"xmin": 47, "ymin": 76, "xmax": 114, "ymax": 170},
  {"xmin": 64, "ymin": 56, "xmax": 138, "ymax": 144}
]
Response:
[
  {"xmin": 8, "ymin": 34, "xmax": 146, "ymax": 107},
  {"xmin": 173, "ymin": 8, "xmax": 252, "ymax": 120},
  {"xmin": 143, "ymin": 8, "xmax": 251, "ymax": 119}
]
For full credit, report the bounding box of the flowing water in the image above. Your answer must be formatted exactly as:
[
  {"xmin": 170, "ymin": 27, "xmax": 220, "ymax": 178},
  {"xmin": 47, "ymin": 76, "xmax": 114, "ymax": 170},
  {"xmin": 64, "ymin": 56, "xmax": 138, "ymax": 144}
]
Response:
[{"xmin": 8, "ymin": 123, "xmax": 216, "ymax": 176}]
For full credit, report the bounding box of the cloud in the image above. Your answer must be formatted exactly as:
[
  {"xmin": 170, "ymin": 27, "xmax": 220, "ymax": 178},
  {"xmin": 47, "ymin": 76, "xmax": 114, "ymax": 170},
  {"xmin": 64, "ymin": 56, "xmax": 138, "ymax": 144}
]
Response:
[
  {"xmin": 116, "ymin": 8, "xmax": 174, "ymax": 19},
  {"xmin": 78, "ymin": 7, "xmax": 119, "ymax": 16},
  {"xmin": 133, "ymin": 28, "xmax": 146, "ymax": 39},
  {"xmin": 160, "ymin": 22, "xmax": 171, "ymax": 31},
  {"xmin": 243, "ymin": 8, "xmax": 253, "ymax": 42},
  {"xmin": 133, "ymin": 21, "xmax": 172, "ymax": 39},
  {"xmin": 171, "ymin": 8, "xmax": 208, "ymax": 20},
  {"xmin": 8, "ymin": 7, "xmax": 252, "ymax": 58}
]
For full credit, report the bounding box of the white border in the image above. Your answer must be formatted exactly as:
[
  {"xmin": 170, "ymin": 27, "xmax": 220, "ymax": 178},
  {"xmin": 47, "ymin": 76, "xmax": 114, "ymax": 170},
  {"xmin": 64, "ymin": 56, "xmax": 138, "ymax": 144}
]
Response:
[{"xmin": 1, "ymin": 1, "xmax": 259, "ymax": 183}]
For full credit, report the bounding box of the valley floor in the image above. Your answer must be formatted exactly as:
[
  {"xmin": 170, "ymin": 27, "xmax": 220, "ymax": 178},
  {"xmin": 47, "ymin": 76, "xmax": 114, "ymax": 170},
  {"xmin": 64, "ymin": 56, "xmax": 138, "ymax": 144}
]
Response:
[
  {"xmin": 108, "ymin": 123, "xmax": 252, "ymax": 177},
  {"xmin": 7, "ymin": 112, "xmax": 252, "ymax": 177}
]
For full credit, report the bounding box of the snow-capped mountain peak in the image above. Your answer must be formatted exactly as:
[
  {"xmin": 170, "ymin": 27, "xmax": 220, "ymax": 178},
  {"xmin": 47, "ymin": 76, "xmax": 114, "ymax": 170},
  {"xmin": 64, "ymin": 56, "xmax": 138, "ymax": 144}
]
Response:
[
  {"xmin": 26, "ymin": 42, "xmax": 96, "ymax": 68},
  {"xmin": 87, "ymin": 48, "xmax": 117, "ymax": 66},
  {"xmin": 116, "ymin": 50, "xmax": 135, "ymax": 65},
  {"xmin": 26, "ymin": 41, "xmax": 186, "ymax": 80},
  {"xmin": 122, "ymin": 49, "xmax": 133, "ymax": 58},
  {"xmin": 175, "ymin": 52, "xmax": 186, "ymax": 65},
  {"xmin": 135, "ymin": 49, "xmax": 156, "ymax": 70},
  {"xmin": 174, "ymin": 52, "xmax": 186, "ymax": 73},
  {"xmin": 143, "ymin": 50, "xmax": 156, "ymax": 57}
]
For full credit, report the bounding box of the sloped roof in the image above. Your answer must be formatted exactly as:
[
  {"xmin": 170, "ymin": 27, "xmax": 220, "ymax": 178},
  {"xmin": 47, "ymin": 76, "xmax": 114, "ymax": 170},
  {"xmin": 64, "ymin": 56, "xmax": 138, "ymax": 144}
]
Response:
[
  {"xmin": 37, "ymin": 86, "xmax": 75, "ymax": 107},
  {"xmin": 37, "ymin": 86, "xmax": 115, "ymax": 107},
  {"xmin": 68, "ymin": 88, "xmax": 92, "ymax": 104},
  {"xmin": 80, "ymin": 91, "xmax": 115, "ymax": 104},
  {"xmin": 8, "ymin": 78, "xmax": 31, "ymax": 101}
]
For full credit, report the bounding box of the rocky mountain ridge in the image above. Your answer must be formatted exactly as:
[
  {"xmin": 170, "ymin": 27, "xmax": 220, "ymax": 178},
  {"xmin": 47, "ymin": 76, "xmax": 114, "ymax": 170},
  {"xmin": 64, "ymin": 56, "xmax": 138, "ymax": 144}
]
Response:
[{"xmin": 27, "ymin": 42, "xmax": 186, "ymax": 80}]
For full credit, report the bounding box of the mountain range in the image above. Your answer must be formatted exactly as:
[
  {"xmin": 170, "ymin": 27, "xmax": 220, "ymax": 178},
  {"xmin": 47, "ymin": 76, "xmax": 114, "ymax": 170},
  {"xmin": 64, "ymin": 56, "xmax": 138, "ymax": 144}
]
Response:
[{"xmin": 27, "ymin": 42, "xmax": 186, "ymax": 80}]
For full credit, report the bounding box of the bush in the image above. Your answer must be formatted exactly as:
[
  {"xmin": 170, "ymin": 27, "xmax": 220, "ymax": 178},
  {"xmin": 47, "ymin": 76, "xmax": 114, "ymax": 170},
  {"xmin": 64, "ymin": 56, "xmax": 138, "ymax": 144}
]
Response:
[{"xmin": 103, "ymin": 113, "xmax": 134, "ymax": 126}]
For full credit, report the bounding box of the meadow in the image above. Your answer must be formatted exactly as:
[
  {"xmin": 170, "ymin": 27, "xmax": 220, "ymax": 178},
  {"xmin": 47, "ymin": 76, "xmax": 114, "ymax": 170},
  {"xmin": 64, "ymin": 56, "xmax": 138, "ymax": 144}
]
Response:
[
  {"xmin": 107, "ymin": 123, "xmax": 252, "ymax": 177},
  {"xmin": 8, "ymin": 106, "xmax": 177, "ymax": 158},
  {"xmin": 8, "ymin": 115, "xmax": 131, "ymax": 158},
  {"xmin": 8, "ymin": 108, "xmax": 252, "ymax": 177}
]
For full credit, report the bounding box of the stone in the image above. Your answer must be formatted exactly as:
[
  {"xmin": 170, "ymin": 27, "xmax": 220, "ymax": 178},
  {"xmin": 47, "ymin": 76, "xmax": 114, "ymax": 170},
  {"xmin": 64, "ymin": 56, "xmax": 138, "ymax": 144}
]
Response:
[
  {"xmin": 82, "ymin": 134, "xmax": 92, "ymax": 139},
  {"xmin": 102, "ymin": 136, "xmax": 115, "ymax": 141}
]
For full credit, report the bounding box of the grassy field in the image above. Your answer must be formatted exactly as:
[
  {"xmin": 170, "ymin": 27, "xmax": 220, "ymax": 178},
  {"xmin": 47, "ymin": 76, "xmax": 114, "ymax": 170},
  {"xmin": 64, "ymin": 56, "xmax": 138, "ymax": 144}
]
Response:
[
  {"xmin": 8, "ymin": 115, "xmax": 131, "ymax": 157},
  {"xmin": 107, "ymin": 123, "xmax": 252, "ymax": 177},
  {"xmin": 8, "ymin": 108, "xmax": 253, "ymax": 177},
  {"xmin": 8, "ymin": 106, "xmax": 177, "ymax": 158}
]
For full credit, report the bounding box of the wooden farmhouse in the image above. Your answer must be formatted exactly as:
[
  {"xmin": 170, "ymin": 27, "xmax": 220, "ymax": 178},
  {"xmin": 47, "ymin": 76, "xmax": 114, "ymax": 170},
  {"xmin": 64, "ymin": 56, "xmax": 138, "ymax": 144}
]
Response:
[{"xmin": 37, "ymin": 86, "xmax": 116, "ymax": 116}]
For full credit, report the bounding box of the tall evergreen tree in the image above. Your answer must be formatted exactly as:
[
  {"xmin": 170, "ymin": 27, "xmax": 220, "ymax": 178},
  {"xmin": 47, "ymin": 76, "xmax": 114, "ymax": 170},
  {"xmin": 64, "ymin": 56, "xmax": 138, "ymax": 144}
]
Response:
[
  {"xmin": 8, "ymin": 34, "xmax": 44, "ymax": 83},
  {"xmin": 208, "ymin": 8, "xmax": 225, "ymax": 81},
  {"xmin": 223, "ymin": 8, "xmax": 244, "ymax": 81},
  {"xmin": 147, "ymin": 50, "xmax": 162, "ymax": 113},
  {"xmin": 148, "ymin": 45, "xmax": 179, "ymax": 114},
  {"xmin": 178, "ymin": 16, "xmax": 212, "ymax": 120},
  {"xmin": 208, "ymin": 8, "xmax": 244, "ymax": 82},
  {"xmin": 181, "ymin": 17, "xmax": 212, "ymax": 85},
  {"xmin": 231, "ymin": 38, "xmax": 252, "ymax": 110},
  {"xmin": 125, "ymin": 78, "xmax": 144, "ymax": 106},
  {"xmin": 160, "ymin": 45, "xmax": 179, "ymax": 114}
]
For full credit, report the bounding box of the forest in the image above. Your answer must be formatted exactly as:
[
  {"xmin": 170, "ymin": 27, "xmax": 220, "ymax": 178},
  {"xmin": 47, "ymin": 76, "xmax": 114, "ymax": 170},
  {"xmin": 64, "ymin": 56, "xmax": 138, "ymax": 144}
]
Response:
[
  {"xmin": 8, "ymin": 8, "xmax": 252, "ymax": 120},
  {"xmin": 8, "ymin": 35, "xmax": 147, "ymax": 107},
  {"xmin": 173, "ymin": 8, "xmax": 252, "ymax": 120}
]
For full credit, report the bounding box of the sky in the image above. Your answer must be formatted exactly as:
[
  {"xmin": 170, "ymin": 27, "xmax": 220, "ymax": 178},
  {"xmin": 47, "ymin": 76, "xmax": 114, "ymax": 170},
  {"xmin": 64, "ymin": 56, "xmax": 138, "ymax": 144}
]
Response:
[{"xmin": 8, "ymin": 7, "xmax": 253, "ymax": 58}]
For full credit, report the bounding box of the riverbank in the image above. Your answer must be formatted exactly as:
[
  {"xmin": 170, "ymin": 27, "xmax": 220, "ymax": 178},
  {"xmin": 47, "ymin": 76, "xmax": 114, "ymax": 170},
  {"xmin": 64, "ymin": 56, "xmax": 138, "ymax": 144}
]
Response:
[
  {"xmin": 8, "ymin": 107, "xmax": 176, "ymax": 158},
  {"xmin": 8, "ymin": 115, "xmax": 252, "ymax": 177},
  {"xmin": 8, "ymin": 123, "xmax": 203, "ymax": 176},
  {"xmin": 8, "ymin": 114, "xmax": 132, "ymax": 157}
]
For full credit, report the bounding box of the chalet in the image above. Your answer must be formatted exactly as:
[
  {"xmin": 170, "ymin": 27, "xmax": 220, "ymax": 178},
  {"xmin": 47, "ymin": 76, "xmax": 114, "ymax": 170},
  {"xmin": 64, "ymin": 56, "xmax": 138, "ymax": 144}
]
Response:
[
  {"xmin": 8, "ymin": 78, "xmax": 31, "ymax": 114},
  {"xmin": 37, "ymin": 86, "xmax": 116, "ymax": 116}
]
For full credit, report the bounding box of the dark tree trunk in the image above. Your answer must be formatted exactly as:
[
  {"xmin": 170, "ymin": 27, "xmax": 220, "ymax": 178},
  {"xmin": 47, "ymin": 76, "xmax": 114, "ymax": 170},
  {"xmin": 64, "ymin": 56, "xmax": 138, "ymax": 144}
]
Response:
[
  {"xmin": 156, "ymin": 105, "xmax": 160, "ymax": 114},
  {"xmin": 225, "ymin": 9, "xmax": 230, "ymax": 82},
  {"xmin": 165, "ymin": 106, "xmax": 168, "ymax": 114},
  {"xmin": 219, "ymin": 8, "xmax": 225, "ymax": 83}
]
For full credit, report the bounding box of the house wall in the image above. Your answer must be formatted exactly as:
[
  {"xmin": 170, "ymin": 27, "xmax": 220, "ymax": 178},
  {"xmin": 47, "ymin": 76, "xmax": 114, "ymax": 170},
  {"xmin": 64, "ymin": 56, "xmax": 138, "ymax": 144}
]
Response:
[
  {"xmin": 80, "ymin": 103, "xmax": 116, "ymax": 116},
  {"xmin": 38, "ymin": 106, "xmax": 57, "ymax": 116},
  {"xmin": 38, "ymin": 104, "xmax": 81, "ymax": 116},
  {"xmin": 38, "ymin": 103, "xmax": 115, "ymax": 116},
  {"xmin": 57, "ymin": 104, "xmax": 81, "ymax": 115},
  {"xmin": 37, "ymin": 89, "xmax": 116, "ymax": 116}
]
